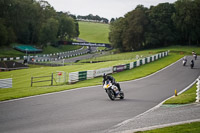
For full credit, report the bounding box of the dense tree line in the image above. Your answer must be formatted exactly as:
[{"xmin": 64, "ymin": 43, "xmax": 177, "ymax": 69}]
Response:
[
  {"xmin": 77, "ymin": 14, "xmax": 109, "ymax": 23},
  {"xmin": 0, "ymin": 0, "xmax": 79, "ymax": 48},
  {"xmin": 109, "ymin": 0, "xmax": 200, "ymax": 51}
]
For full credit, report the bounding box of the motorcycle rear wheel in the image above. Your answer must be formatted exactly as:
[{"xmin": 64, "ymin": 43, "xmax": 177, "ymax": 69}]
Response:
[{"xmin": 119, "ymin": 91, "xmax": 124, "ymax": 99}]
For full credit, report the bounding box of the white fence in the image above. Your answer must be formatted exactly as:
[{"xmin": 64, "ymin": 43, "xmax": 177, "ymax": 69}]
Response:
[
  {"xmin": 196, "ymin": 77, "xmax": 200, "ymax": 102},
  {"xmin": 0, "ymin": 78, "xmax": 12, "ymax": 88},
  {"xmin": 68, "ymin": 51, "xmax": 169, "ymax": 84},
  {"xmin": 94, "ymin": 67, "xmax": 113, "ymax": 77}
]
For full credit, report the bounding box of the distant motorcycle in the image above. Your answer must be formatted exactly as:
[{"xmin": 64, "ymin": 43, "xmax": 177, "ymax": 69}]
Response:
[
  {"xmin": 190, "ymin": 60, "xmax": 194, "ymax": 69},
  {"xmin": 194, "ymin": 54, "xmax": 197, "ymax": 60},
  {"xmin": 103, "ymin": 80, "xmax": 124, "ymax": 100},
  {"xmin": 182, "ymin": 59, "xmax": 187, "ymax": 66}
]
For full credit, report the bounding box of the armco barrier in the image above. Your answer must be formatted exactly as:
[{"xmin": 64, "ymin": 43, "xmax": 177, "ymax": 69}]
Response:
[
  {"xmin": 0, "ymin": 57, "xmax": 22, "ymax": 62},
  {"xmin": 68, "ymin": 51, "xmax": 169, "ymax": 84},
  {"xmin": 1, "ymin": 47, "xmax": 86, "ymax": 63}
]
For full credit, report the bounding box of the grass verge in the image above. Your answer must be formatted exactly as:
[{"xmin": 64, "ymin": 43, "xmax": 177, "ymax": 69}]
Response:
[
  {"xmin": 136, "ymin": 122, "xmax": 200, "ymax": 133},
  {"xmin": 164, "ymin": 83, "xmax": 197, "ymax": 104},
  {"xmin": 0, "ymin": 53, "xmax": 182, "ymax": 101}
]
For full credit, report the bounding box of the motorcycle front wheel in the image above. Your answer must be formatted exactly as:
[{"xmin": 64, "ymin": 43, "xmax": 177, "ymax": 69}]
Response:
[{"xmin": 108, "ymin": 90, "xmax": 115, "ymax": 100}]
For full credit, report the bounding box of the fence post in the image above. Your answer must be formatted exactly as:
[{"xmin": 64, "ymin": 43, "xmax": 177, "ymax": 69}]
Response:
[
  {"xmin": 31, "ymin": 77, "xmax": 33, "ymax": 87},
  {"xmin": 196, "ymin": 77, "xmax": 200, "ymax": 102},
  {"xmin": 51, "ymin": 73, "xmax": 53, "ymax": 86}
]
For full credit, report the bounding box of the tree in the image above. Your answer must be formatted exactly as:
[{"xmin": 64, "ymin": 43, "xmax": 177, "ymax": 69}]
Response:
[
  {"xmin": 0, "ymin": 0, "xmax": 80, "ymax": 47},
  {"xmin": 0, "ymin": 20, "xmax": 8, "ymax": 46},
  {"xmin": 193, "ymin": 0, "xmax": 200, "ymax": 45},
  {"xmin": 145, "ymin": 3, "xmax": 176, "ymax": 48},
  {"xmin": 109, "ymin": 18, "xmax": 125, "ymax": 51},
  {"xmin": 109, "ymin": 5, "xmax": 149, "ymax": 51},
  {"xmin": 74, "ymin": 21, "xmax": 80, "ymax": 37},
  {"xmin": 39, "ymin": 18, "xmax": 59, "ymax": 47},
  {"xmin": 172, "ymin": 0, "xmax": 198, "ymax": 45},
  {"xmin": 0, "ymin": 19, "xmax": 16, "ymax": 46},
  {"xmin": 77, "ymin": 14, "xmax": 109, "ymax": 23},
  {"xmin": 57, "ymin": 13, "xmax": 76, "ymax": 40},
  {"xmin": 39, "ymin": 0, "xmax": 56, "ymax": 20},
  {"xmin": 122, "ymin": 6, "xmax": 148, "ymax": 51},
  {"xmin": 110, "ymin": 18, "xmax": 115, "ymax": 23}
]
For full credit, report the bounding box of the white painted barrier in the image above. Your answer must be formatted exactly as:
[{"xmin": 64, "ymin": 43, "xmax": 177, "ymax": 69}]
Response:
[
  {"xmin": 147, "ymin": 57, "xmax": 150, "ymax": 63},
  {"xmin": 151, "ymin": 55, "xmax": 154, "ymax": 61},
  {"xmin": 0, "ymin": 78, "xmax": 12, "ymax": 88},
  {"xmin": 155, "ymin": 54, "xmax": 158, "ymax": 60},
  {"xmin": 68, "ymin": 72, "xmax": 79, "ymax": 84},
  {"xmin": 142, "ymin": 58, "xmax": 145, "ymax": 64},
  {"xmin": 196, "ymin": 77, "xmax": 200, "ymax": 102},
  {"xmin": 136, "ymin": 60, "xmax": 140, "ymax": 66},
  {"xmin": 130, "ymin": 62, "xmax": 134, "ymax": 69},
  {"xmin": 87, "ymin": 70, "xmax": 95, "ymax": 79},
  {"xmin": 94, "ymin": 67, "xmax": 113, "ymax": 77},
  {"xmin": 68, "ymin": 51, "xmax": 169, "ymax": 84}
]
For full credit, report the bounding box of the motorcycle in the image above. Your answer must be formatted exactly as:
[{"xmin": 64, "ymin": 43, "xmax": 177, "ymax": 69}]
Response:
[
  {"xmin": 190, "ymin": 60, "xmax": 194, "ymax": 69},
  {"xmin": 182, "ymin": 59, "xmax": 187, "ymax": 66},
  {"xmin": 103, "ymin": 80, "xmax": 124, "ymax": 100},
  {"xmin": 194, "ymin": 54, "xmax": 197, "ymax": 60}
]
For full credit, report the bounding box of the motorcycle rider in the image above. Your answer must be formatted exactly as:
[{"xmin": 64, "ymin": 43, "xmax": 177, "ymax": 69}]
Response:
[
  {"xmin": 190, "ymin": 59, "xmax": 194, "ymax": 69},
  {"xmin": 194, "ymin": 53, "xmax": 197, "ymax": 60},
  {"xmin": 182, "ymin": 56, "xmax": 187, "ymax": 66},
  {"xmin": 102, "ymin": 73, "xmax": 121, "ymax": 91}
]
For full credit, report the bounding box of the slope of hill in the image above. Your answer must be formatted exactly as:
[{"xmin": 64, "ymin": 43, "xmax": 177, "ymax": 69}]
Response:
[{"xmin": 78, "ymin": 21, "xmax": 110, "ymax": 43}]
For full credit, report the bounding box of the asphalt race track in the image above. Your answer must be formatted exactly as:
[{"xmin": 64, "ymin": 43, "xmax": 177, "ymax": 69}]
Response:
[{"xmin": 0, "ymin": 56, "xmax": 200, "ymax": 133}]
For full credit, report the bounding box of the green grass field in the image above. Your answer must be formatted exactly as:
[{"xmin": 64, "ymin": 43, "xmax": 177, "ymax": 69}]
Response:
[
  {"xmin": 136, "ymin": 122, "xmax": 200, "ymax": 133},
  {"xmin": 78, "ymin": 21, "xmax": 110, "ymax": 43},
  {"xmin": 164, "ymin": 83, "xmax": 197, "ymax": 104},
  {"xmin": 1, "ymin": 45, "xmax": 199, "ymax": 101}
]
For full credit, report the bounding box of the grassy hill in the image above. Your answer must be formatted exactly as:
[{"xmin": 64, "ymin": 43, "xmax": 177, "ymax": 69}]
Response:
[{"xmin": 78, "ymin": 21, "xmax": 110, "ymax": 43}]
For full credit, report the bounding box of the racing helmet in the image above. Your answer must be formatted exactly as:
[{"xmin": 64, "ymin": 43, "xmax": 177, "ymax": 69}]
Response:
[{"xmin": 103, "ymin": 73, "xmax": 107, "ymax": 79}]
